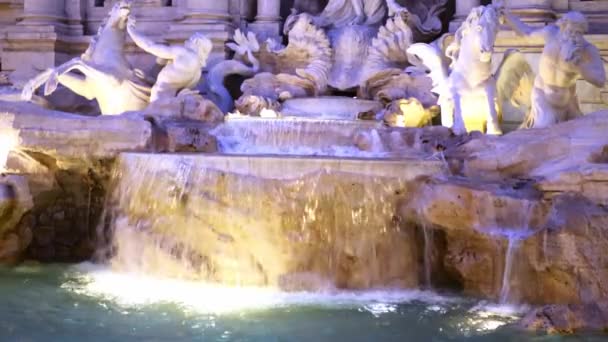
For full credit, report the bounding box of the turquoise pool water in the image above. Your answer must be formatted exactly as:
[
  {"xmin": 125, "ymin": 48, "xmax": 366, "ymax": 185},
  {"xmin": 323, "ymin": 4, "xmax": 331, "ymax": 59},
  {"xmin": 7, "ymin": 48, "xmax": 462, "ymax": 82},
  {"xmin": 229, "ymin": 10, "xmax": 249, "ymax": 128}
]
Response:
[{"xmin": 0, "ymin": 264, "xmax": 603, "ymax": 341}]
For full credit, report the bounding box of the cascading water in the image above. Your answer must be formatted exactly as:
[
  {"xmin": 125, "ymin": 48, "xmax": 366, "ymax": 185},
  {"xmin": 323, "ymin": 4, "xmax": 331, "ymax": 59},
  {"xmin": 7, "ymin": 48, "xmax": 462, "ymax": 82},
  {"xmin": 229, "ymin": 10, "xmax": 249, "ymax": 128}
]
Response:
[
  {"xmin": 211, "ymin": 117, "xmax": 396, "ymax": 158},
  {"xmin": 499, "ymin": 238, "xmax": 519, "ymax": 304},
  {"xmin": 478, "ymin": 202, "xmax": 537, "ymax": 304},
  {"xmin": 422, "ymin": 225, "xmax": 433, "ymax": 288},
  {"xmin": 97, "ymin": 153, "xmax": 444, "ymax": 290}
]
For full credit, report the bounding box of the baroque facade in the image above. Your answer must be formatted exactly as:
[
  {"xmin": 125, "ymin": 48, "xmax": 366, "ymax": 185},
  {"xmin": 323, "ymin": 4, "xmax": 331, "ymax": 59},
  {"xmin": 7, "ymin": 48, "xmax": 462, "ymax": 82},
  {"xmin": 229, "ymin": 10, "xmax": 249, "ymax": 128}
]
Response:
[
  {"xmin": 0, "ymin": 0, "xmax": 286, "ymax": 80},
  {"xmin": 0, "ymin": 0, "xmax": 607, "ymax": 116}
]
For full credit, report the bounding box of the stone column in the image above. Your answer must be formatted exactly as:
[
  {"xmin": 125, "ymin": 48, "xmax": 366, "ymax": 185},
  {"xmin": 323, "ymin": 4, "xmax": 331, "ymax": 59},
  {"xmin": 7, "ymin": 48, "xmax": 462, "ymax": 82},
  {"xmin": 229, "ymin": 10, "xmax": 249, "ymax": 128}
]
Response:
[
  {"xmin": 21, "ymin": 0, "xmax": 67, "ymax": 31},
  {"xmin": 1, "ymin": 0, "xmax": 84, "ymax": 80},
  {"xmin": 249, "ymin": 0, "xmax": 282, "ymax": 41},
  {"xmin": 499, "ymin": 0, "xmax": 555, "ymax": 25},
  {"xmin": 167, "ymin": 0, "xmax": 233, "ymax": 65},
  {"xmin": 450, "ymin": 0, "xmax": 480, "ymax": 32}
]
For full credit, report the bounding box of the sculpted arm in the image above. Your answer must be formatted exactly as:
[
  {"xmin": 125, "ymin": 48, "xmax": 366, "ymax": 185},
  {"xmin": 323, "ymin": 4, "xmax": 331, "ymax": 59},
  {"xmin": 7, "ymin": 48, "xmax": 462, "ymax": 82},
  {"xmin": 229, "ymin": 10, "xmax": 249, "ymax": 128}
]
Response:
[
  {"xmin": 502, "ymin": 10, "xmax": 548, "ymax": 40},
  {"xmin": 579, "ymin": 44, "xmax": 607, "ymax": 88},
  {"xmin": 127, "ymin": 22, "xmax": 177, "ymax": 60}
]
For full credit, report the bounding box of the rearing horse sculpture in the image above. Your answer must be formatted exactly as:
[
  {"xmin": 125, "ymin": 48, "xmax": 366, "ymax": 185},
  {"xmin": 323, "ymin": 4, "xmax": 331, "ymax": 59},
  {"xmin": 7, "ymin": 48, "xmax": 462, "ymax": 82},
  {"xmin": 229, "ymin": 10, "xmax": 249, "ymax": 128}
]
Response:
[
  {"xmin": 407, "ymin": 4, "xmax": 503, "ymax": 135},
  {"xmin": 21, "ymin": 1, "xmax": 151, "ymax": 115}
]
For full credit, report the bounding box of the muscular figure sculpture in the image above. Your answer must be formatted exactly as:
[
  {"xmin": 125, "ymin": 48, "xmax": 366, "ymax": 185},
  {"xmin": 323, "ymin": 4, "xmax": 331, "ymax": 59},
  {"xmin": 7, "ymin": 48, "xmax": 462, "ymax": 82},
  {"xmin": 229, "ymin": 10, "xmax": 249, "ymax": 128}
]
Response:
[
  {"xmin": 503, "ymin": 10, "xmax": 606, "ymax": 128},
  {"xmin": 127, "ymin": 19, "xmax": 213, "ymax": 103},
  {"xmin": 314, "ymin": 0, "xmax": 406, "ymax": 27}
]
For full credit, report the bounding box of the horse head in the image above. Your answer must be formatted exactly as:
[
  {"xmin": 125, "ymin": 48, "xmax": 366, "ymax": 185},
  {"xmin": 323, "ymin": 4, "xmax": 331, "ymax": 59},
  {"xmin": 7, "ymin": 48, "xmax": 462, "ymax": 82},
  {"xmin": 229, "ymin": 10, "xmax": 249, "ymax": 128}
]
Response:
[
  {"xmin": 284, "ymin": 10, "xmax": 315, "ymax": 37},
  {"xmin": 447, "ymin": 5, "xmax": 500, "ymax": 65},
  {"xmin": 106, "ymin": 0, "xmax": 133, "ymax": 30}
]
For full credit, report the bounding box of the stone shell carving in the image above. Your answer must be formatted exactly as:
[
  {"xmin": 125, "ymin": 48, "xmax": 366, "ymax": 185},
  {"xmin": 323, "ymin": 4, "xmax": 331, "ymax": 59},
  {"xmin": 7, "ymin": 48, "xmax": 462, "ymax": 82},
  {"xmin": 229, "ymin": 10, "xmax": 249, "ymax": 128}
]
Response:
[{"xmin": 208, "ymin": 13, "xmax": 332, "ymax": 115}]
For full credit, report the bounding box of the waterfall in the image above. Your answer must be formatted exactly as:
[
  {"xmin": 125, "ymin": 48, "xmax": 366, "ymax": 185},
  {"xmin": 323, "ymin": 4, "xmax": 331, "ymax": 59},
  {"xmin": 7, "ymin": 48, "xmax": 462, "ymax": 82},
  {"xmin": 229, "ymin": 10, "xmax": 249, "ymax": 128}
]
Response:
[
  {"xmin": 542, "ymin": 229, "xmax": 549, "ymax": 264},
  {"xmin": 94, "ymin": 153, "xmax": 441, "ymax": 290},
  {"xmin": 210, "ymin": 117, "xmax": 391, "ymax": 158},
  {"xmin": 422, "ymin": 225, "xmax": 433, "ymax": 288},
  {"xmin": 480, "ymin": 202, "xmax": 536, "ymax": 304},
  {"xmin": 499, "ymin": 237, "xmax": 519, "ymax": 304}
]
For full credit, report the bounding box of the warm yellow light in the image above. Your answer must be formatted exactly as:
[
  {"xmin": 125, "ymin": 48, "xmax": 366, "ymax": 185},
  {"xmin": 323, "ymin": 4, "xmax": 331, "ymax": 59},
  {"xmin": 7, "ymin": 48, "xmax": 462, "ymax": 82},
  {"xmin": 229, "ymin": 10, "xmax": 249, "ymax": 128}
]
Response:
[
  {"xmin": 460, "ymin": 303, "xmax": 528, "ymax": 334},
  {"xmin": 0, "ymin": 131, "xmax": 17, "ymax": 172},
  {"xmin": 63, "ymin": 264, "xmax": 454, "ymax": 315}
]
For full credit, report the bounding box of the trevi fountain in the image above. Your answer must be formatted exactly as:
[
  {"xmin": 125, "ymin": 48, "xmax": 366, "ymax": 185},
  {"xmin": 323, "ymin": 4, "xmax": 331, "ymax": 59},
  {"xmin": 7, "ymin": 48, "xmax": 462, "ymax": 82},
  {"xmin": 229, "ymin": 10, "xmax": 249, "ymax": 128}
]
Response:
[{"xmin": 0, "ymin": 0, "xmax": 608, "ymax": 340}]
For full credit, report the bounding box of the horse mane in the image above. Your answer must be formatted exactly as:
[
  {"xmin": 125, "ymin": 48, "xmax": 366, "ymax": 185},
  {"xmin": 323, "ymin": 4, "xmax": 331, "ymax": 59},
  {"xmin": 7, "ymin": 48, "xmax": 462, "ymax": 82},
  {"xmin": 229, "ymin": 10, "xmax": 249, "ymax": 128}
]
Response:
[
  {"xmin": 82, "ymin": 1, "xmax": 129, "ymax": 61},
  {"xmin": 445, "ymin": 5, "xmax": 497, "ymax": 67}
]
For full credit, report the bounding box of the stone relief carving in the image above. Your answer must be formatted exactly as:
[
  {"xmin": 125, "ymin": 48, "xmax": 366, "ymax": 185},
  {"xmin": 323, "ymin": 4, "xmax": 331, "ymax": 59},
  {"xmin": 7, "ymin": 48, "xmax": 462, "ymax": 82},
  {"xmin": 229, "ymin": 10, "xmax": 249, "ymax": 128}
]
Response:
[
  {"xmin": 21, "ymin": 1, "xmax": 152, "ymax": 115},
  {"xmin": 311, "ymin": 0, "xmax": 446, "ymax": 41},
  {"xmin": 308, "ymin": 0, "xmax": 447, "ymax": 91},
  {"xmin": 208, "ymin": 13, "xmax": 332, "ymax": 115},
  {"xmin": 208, "ymin": 0, "xmax": 446, "ymax": 119},
  {"xmin": 407, "ymin": 4, "xmax": 504, "ymax": 135},
  {"xmin": 502, "ymin": 10, "xmax": 607, "ymax": 128}
]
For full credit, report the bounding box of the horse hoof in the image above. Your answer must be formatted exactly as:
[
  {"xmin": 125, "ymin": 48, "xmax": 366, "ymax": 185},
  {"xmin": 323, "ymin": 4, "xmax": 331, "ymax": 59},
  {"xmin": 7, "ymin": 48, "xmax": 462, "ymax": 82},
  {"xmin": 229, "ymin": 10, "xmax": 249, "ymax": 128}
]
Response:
[
  {"xmin": 44, "ymin": 74, "xmax": 59, "ymax": 96},
  {"xmin": 451, "ymin": 125, "xmax": 467, "ymax": 136},
  {"xmin": 21, "ymin": 88, "xmax": 33, "ymax": 101},
  {"xmin": 486, "ymin": 127, "xmax": 503, "ymax": 135}
]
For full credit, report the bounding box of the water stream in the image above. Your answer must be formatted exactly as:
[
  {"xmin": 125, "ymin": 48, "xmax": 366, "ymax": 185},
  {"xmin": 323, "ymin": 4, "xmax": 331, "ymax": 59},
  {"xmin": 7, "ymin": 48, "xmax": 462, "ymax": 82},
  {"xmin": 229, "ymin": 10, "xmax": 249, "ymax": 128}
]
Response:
[
  {"xmin": 422, "ymin": 225, "xmax": 434, "ymax": 289},
  {"xmin": 499, "ymin": 238, "xmax": 519, "ymax": 304},
  {"xmin": 210, "ymin": 117, "xmax": 392, "ymax": 158}
]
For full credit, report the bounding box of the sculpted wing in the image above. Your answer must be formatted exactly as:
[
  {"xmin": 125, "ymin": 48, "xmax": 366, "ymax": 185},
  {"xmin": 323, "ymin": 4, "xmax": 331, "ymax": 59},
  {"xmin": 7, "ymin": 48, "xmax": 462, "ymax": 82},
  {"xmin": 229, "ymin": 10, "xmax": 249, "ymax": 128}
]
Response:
[
  {"xmin": 494, "ymin": 49, "xmax": 534, "ymax": 128},
  {"xmin": 406, "ymin": 41, "xmax": 449, "ymax": 96}
]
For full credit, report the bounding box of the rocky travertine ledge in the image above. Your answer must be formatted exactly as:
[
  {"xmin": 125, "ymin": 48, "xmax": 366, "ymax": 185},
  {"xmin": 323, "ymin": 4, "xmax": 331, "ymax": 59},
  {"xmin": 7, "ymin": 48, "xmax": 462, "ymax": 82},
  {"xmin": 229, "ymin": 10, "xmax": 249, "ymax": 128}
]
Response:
[
  {"xmin": 0, "ymin": 101, "xmax": 153, "ymax": 262},
  {"xmin": 2, "ymin": 100, "xmax": 608, "ymax": 333},
  {"xmin": 0, "ymin": 100, "xmax": 152, "ymax": 165},
  {"xmin": 105, "ymin": 154, "xmax": 445, "ymax": 290},
  {"xmin": 0, "ymin": 175, "xmax": 33, "ymax": 263},
  {"xmin": 399, "ymin": 110, "xmax": 608, "ymax": 333}
]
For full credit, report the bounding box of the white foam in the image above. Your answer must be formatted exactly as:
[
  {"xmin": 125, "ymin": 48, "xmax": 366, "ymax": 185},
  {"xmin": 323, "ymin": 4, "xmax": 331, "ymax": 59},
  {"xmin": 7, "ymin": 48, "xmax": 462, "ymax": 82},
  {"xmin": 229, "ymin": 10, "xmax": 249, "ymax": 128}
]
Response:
[{"xmin": 63, "ymin": 264, "xmax": 458, "ymax": 315}]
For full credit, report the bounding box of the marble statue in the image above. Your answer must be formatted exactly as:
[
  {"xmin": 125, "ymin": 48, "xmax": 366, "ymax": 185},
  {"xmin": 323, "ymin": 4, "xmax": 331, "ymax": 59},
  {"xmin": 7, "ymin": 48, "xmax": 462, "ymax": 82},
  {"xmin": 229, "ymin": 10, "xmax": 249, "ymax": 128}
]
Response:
[
  {"xmin": 502, "ymin": 10, "xmax": 607, "ymax": 128},
  {"xmin": 309, "ymin": 0, "xmax": 447, "ymax": 91},
  {"xmin": 208, "ymin": 1, "xmax": 444, "ymax": 117},
  {"xmin": 21, "ymin": 1, "xmax": 151, "ymax": 115},
  {"xmin": 312, "ymin": 0, "xmax": 446, "ymax": 41},
  {"xmin": 208, "ymin": 13, "xmax": 332, "ymax": 115},
  {"xmin": 126, "ymin": 18, "xmax": 213, "ymax": 103},
  {"xmin": 360, "ymin": 13, "xmax": 437, "ymax": 104},
  {"xmin": 407, "ymin": 4, "xmax": 504, "ymax": 135}
]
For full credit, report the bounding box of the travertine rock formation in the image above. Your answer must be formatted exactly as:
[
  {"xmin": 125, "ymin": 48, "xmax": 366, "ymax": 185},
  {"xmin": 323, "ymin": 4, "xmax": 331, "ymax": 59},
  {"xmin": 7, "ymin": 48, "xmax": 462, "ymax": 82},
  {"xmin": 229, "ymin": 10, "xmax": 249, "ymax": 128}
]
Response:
[
  {"xmin": 0, "ymin": 175, "xmax": 33, "ymax": 264},
  {"xmin": 0, "ymin": 99, "xmax": 221, "ymax": 262},
  {"xmin": 397, "ymin": 110, "xmax": 608, "ymax": 333},
  {"xmin": 104, "ymin": 154, "xmax": 445, "ymax": 289}
]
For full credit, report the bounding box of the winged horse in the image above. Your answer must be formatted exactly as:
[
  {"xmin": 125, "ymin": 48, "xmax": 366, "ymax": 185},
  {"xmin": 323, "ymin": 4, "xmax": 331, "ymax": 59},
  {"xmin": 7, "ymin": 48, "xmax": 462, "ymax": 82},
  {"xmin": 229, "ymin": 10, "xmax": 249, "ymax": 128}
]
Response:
[
  {"xmin": 21, "ymin": 1, "xmax": 151, "ymax": 115},
  {"xmin": 407, "ymin": 4, "xmax": 505, "ymax": 135}
]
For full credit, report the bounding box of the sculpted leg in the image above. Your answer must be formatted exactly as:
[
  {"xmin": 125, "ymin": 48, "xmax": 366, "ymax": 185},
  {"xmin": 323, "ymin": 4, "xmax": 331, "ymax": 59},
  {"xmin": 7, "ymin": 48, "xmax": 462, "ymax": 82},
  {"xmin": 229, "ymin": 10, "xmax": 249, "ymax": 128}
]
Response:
[
  {"xmin": 566, "ymin": 88, "xmax": 583, "ymax": 121},
  {"xmin": 43, "ymin": 59, "xmax": 115, "ymax": 99},
  {"xmin": 21, "ymin": 69, "xmax": 54, "ymax": 101},
  {"xmin": 528, "ymin": 88, "xmax": 557, "ymax": 128},
  {"xmin": 151, "ymin": 83, "xmax": 179, "ymax": 103},
  {"xmin": 485, "ymin": 82, "xmax": 503, "ymax": 135},
  {"xmin": 451, "ymin": 93, "xmax": 467, "ymax": 135}
]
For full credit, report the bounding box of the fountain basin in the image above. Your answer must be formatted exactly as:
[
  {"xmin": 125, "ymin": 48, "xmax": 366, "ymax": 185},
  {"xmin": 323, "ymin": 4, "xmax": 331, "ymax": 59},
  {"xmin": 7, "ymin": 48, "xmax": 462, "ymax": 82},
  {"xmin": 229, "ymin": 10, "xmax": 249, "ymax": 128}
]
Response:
[
  {"xmin": 107, "ymin": 153, "xmax": 445, "ymax": 290},
  {"xmin": 212, "ymin": 116, "xmax": 384, "ymax": 157},
  {"xmin": 211, "ymin": 116, "xmax": 451, "ymax": 159},
  {"xmin": 280, "ymin": 97, "xmax": 383, "ymax": 120}
]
